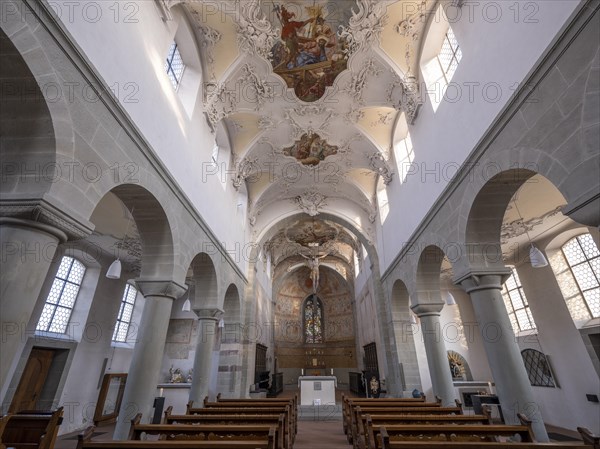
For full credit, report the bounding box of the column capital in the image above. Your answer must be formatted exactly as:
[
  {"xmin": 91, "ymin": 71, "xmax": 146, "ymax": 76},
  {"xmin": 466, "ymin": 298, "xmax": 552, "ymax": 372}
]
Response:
[
  {"xmin": 453, "ymin": 268, "xmax": 512, "ymax": 294},
  {"xmin": 134, "ymin": 279, "xmax": 188, "ymax": 299},
  {"xmin": 411, "ymin": 302, "xmax": 444, "ymax": 317},
  {"xmin": 192, "ymin": 307, "xmax": 224, "ymax": 321},
  {"xmin": 0, "ymin": 199, "xmax": 94, "ymax": 240}
]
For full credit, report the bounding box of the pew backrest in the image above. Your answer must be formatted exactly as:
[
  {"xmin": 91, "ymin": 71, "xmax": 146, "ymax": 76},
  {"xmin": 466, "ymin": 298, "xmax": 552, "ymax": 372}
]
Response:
[
  {"xmin": 161, "ymin": 415, "xmax": 287, "ymax": 449},
  {"xmin": 578, "ymin": 427, "xmax": 600, "ymax": 449},
  {"xmin": 378, "ymin": 427, "xmax": 592, "ymax": 449},
  {"xmin": 371, "ymin": 423, "xmax": 535, "ymax": 449},
  {"xmin": 77, "ymin": 425, "xmax": 276, "ymax": 449},
  {"xmin": 0, "ymin": 407, "xmax": 63, "ymax": 449}
]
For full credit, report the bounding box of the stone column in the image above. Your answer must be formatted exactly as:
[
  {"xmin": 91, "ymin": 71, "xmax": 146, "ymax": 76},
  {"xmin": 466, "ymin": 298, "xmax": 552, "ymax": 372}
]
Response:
[
  {"xmin": 456, "ymin": 271, "xmax": 549, "ymax": 442},
  {"xmin": 411, "ymin": 303, "xmax": 455, "ymax": 406},
  {"xmin": 189, "ymin": 308, "xmax": 223, "ymax": 406},
  {"xmin": 113, "ymin": 280, "xmax": 187, "ymax": 440},
  {"xmin": 0, "ymin": 218, "xmax": 67, "ymax": 401}
]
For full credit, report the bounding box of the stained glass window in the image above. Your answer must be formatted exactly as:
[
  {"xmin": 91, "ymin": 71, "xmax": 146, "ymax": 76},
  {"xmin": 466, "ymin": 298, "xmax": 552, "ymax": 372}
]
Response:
[
  {"xmin": 501, "ymin": 266, "xmax": 536, "ymax": 332},
  {"xmin": 438, "ymin": 26, "xmax": 462, "ymax": 84},
  {"xmin": 561, "ymin": 234, "xmax": 600, "ymax": 318},
  {"xmin": 165, "ymin": 42, "xmax": 185, "ymax": 89},
  {"xmin": 112, "ymin": 283, "xmax": 138, "ymax": 342},
  {"xmin": 304, "ymin": 295, "xmax": 323, "ymax": 344},
  {"xmin": 37, "ymin": 256, "xmax": 86, "ymax": 333}
]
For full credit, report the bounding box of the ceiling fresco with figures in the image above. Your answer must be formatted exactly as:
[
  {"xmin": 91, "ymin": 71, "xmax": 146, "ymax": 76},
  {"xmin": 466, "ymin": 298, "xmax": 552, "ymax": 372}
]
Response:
[{"xmin": 157, "ymin": 0, "xmax": 436, "ymax": 275}]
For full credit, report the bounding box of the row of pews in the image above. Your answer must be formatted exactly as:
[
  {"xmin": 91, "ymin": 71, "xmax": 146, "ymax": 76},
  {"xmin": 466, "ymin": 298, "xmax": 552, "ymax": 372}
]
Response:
[
  {"xmin": 341, "ymin": 394, "xmax": 600, "ymax": 449},
  {"xmin": 0, "ymin": 407, "xmax": 64, "ymax": 449},
  {"xmin": 76, "ymin": 394, "xmax": 298, "ymax": 449}
]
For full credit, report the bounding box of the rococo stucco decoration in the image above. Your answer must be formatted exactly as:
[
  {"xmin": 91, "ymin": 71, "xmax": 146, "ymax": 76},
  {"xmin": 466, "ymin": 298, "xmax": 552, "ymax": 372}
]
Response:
[
  {"xmin": 294, "ymin": 190, "xmax": 328, "ymax": 216},
  {"xmin": 176, "ymin": 0, "xmax": 434, "ymax": 234},
  {"xmin": 283, "ymin": 133, "xmax": 338, "ymax": 166}
]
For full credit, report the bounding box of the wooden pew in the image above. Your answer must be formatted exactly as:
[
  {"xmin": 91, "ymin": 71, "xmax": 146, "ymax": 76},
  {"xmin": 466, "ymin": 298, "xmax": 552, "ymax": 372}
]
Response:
[
  {"xmin": 370, "ymin": 423, "xmax": 536, "ymax": 449},
  {"xmin": 0, "ymin": 407, "xmax": 63, "ymax": 449},
  {"xmin": 341, "ymin": 395, "xmax": 443, "ymax": 441},
  {"xmin": 162, "ymin": 410, "xmax": 288, "ymax": 449},
  {"xmin": 215, "ymin": 393, "xmax": 298, "ymax": 412},
  {"xmin": 379, "ymin": 426, "xmax": 591, "ymax": 449},
  {"xmin": 200, "ymin": 397, "xmax": 298, "ymax": 435},
  {"xmin": 76, "ymin": 425, "xmax": 276, "ymax": 449},
  {"xmin": 342, "ymin": 395, "xmax": 445, "ymax": 438},
  {"xmin": 349, "ymin": 404, "xmax": 463, "ymax": 447},
  {"xmin": 0, "ymin": 415, "xmax": 10, "ymax": 449},
  {"xmin": 378, "ymin": 426, "xmax": 593, "ymax": 449},
  {"xmin": 131, "ymin": 424, "xmax": 280, "ymax": 447},
  {"xmin": 578, "ymin": 427, "xmax": 600, "ymax": 449},
  {"xmin": 213, "ymin": 394, "xmax": 297, "ymax": 434},
  {"xmin": 185, "ymin": 405, "xmax": 293, "ymax": 449},
  {"xmin": 357, "ymin": 414, "xmax": 492, "ymax": 449}
]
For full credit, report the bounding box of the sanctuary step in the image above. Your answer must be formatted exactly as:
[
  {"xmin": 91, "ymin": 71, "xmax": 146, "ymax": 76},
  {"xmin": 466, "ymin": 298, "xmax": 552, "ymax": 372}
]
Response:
[{"xmin": 298, "ymin": 403, "xmax": 343, "ymax": 421}]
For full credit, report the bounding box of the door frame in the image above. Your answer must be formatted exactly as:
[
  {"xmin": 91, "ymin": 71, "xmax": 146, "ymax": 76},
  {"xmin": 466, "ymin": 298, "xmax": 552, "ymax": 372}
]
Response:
[{"xmin": 2, "ymin": 337, "xmax": 76, "ymax": 414}]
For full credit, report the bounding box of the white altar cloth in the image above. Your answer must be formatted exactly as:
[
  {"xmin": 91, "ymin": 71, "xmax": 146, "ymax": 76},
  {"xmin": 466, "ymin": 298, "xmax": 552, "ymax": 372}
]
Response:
[{"xmin": 298, "ymin": 376, "xmax": 337, "ymax": 405}]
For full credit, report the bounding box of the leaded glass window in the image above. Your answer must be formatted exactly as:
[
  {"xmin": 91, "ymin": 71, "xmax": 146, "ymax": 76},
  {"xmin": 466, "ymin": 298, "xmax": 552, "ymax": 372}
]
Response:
[
  {"xmin": 561, "ymin": 234, "xmax": 600, "ymax": 318},
  {"xmin": 304, "ymin": 295, "xmax": 323, "ymax": 344},
  {"xmin": 501, "ymin": 266, "xmax": 536, "ymax": 332},
  {"xmin": 521, "ymin": 349, "xmax": 556, "ymax": 387},
  {"xmin": 165, "ymin": 42, "xmax": 185, "ymax": 89},
  {"xmin": 37, "ymin": 256, "xmax": 86, "ymax": 333},
  {"xmin": 437, "ymin": 26, "xmax": 462, "ymax": 83},
  {"xmin": 112, "ymin": 284, "xmax": 138, "ymax": 342}
]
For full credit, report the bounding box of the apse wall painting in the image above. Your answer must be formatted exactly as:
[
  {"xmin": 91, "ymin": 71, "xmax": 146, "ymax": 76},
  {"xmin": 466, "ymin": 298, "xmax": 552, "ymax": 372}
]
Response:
[
  {"xmin": 283, "ymin": 133, "xmax": 339, "ymax": 165},
  {"xmin": 267, "ymin": 1, "xmax": 352, "ymax": 102}
]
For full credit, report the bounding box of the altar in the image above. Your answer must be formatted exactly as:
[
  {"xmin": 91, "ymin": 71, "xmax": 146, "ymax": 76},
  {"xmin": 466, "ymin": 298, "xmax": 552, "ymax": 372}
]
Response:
[{"xmin": 298, "ymin": 376, "xmax": 337, "ymax": 406}]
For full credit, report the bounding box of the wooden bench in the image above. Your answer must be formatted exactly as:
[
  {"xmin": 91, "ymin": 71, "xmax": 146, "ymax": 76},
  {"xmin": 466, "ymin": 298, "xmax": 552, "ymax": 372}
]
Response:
[
  {"xmin": 342, "ymin": 395, "xmax": 446, "ymax": 437},
  {"xmin": 379, "ymin": 429, "xmax": 591, "ymax": 449},
  {"xmin": 201, "ymin": 398, "xmax": 297, "ymax": 438},
  {"xmin": 162, "ymin": 410, "xmax": 288, "ymax": 449},
  {"xmin": 0, "ymin": 407, "xmax": 63, "ymax": 449},
  {"xmin": 370, "ymin": 423, "xmax": 535, "ymax": 449},
  {"xmin": 76, "ymin": 425, "xmax": 275, "ymax": 449},
  {"xmin": 342, "ymin": 395, "xmax": 444, "ymax": 440},
  {"xmin": 578, "ymin": 427, "xmax": 599, "ymax": 449},
  {"xmin": 356, "ymin": 414, "xmax": 492, "ymax": 449},
  {"xmin": 349, "ymin": 404, "xmax": 463, "ymax": 446},
  {"xmin": 212, "ymin": 394, "xmax": 297, "ymax": 435},
  {"xmin": 185, "ymin": 406, "xmax": 293, "ymax": 449}
]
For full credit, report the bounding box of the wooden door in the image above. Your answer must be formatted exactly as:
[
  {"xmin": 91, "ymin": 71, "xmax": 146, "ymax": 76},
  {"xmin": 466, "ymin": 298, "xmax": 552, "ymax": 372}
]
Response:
[{"xmin": 9, "ymin": 347, "xmax": 55, "ymax": 412}]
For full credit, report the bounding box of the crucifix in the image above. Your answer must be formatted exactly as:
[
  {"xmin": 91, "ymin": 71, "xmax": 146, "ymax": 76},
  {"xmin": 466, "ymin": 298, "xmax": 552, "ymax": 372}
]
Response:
[{"xmin": 299, "ymin": 249, "xmax": 330, "ymax": 293}]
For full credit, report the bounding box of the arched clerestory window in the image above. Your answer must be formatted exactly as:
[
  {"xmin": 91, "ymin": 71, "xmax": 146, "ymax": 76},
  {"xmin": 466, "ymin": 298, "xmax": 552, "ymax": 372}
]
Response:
[
  {"xmin": 501, "ymin": 266, "xmax": 536, "ymax": 333},
  {"xmin": 304, "ymin": 295, "xmax": 323, "ymax": 344},
  {"xmin": 112, "ymin": 283, "xmax": 139, "ymax": 343},
  {"xmin": 560, "ymin": 233, "xmax": 600, "ymax": 319},
  {"xmin": 37, "ymin": 256, "xmax": 86, "ymax": 334}
]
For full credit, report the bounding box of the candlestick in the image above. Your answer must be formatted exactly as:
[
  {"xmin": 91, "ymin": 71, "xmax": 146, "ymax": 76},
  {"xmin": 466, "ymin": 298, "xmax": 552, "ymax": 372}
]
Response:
[
  {"xmin": 331, "ymin": 368, "xmax": 333, "ymax": 375},
  {"xmin": 301, "ymin": 369, "xmax": 304, "ymax": 375},
  {"xmin": 159, "ymin": 388, "xmax": 164, "ymax": 397}
]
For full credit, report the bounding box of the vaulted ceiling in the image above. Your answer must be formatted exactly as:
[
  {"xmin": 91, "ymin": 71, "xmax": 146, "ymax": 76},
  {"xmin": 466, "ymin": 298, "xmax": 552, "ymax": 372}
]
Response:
[{"xmin": 158, "ymin": 0, "xmax": 437, "ymax": 271}]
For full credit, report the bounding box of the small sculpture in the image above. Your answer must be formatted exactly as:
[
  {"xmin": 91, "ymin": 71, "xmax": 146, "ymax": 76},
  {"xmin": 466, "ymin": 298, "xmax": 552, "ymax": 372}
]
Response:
[
  {"xmin": 187, "ymin": 369, "xmax": 193, "ymax": 383},
  {"xmin": 168, "ymin": 365, "xmax": 185, "ymax": 383}
]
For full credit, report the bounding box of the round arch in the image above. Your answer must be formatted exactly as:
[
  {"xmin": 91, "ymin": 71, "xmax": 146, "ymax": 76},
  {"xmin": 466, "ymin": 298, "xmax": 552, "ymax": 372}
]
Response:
[{"xmin": 187, "ymin": 252, "xmax": 219, "ymax": 309}]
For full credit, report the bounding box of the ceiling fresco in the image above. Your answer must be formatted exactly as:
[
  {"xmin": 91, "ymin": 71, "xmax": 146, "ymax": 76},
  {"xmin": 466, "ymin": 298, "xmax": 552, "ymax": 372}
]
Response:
[
  {"xmin": 282, "ymin": 132, "xmax": 339, "ymax": 166},
  {"xmin": 267, "ymin": 1, "xmax": 353, "ymax": 102}
]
